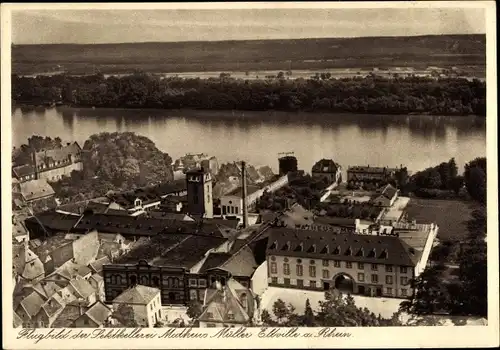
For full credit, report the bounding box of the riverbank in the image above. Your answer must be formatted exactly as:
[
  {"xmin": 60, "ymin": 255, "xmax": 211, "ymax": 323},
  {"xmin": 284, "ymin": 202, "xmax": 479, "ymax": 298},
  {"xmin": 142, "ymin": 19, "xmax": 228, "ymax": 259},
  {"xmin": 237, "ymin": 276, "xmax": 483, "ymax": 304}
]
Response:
[
  {"xmin": 13, "ymin": 104, "xmax": 484, "ymax": 120},
  {"xmin": 12, "ymin": 74, "xmax": 486, "ymax": 116}
]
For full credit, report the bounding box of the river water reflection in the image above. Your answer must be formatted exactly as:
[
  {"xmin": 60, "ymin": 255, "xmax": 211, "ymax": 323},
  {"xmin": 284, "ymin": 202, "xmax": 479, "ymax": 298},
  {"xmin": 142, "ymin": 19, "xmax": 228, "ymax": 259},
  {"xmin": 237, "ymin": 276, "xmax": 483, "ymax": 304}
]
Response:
[{"xmin": 12, "ymin": 107, "xmax": 486, "ymax": 174}]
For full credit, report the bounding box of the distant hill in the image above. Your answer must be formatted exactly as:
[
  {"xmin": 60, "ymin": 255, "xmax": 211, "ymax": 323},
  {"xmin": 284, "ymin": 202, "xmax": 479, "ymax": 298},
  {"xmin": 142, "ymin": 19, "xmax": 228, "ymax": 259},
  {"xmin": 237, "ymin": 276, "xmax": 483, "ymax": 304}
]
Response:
[{"xmin": 12, "ymin": 34, "xmax": 485, "ymax": 75}]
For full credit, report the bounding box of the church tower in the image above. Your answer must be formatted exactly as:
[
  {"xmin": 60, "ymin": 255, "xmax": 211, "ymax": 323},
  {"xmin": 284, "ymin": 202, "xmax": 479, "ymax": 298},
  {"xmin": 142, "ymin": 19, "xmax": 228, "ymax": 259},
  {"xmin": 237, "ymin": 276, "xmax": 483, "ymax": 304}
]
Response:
[{"xmin": 185, "ymin": 167, "xmax": 213, "ymax": 218}]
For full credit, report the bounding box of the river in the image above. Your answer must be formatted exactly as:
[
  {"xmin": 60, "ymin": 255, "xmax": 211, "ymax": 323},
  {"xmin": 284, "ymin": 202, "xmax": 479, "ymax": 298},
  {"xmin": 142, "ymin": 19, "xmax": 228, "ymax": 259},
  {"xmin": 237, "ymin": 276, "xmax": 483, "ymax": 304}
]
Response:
[{"xmin": 12, "ymin": 107, "xmax": 486, "ymax": 175}]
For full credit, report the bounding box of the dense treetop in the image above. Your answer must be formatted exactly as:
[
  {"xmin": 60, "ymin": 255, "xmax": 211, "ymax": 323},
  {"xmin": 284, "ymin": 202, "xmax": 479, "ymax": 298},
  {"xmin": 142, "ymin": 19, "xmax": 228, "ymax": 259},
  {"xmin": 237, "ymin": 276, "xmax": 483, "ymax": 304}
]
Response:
[{"xmin": 12, "ymin": 73, "xmax": 486, "ymax": 116}]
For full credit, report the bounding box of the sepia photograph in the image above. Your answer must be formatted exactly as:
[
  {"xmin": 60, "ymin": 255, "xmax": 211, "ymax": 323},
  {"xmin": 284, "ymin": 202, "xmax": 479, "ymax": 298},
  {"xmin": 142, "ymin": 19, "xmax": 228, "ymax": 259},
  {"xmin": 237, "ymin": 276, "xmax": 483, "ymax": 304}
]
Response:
[{"xmin": 2, "ymin": 2, "xmax": 498, "ymax": 349}]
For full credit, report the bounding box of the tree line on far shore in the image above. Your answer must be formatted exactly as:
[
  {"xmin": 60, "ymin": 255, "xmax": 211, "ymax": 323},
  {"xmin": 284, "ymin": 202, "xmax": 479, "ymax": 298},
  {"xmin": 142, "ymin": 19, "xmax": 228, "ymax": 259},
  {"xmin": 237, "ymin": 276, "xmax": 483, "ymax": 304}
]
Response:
[{"xmin": 12, "ymin": 72, "xmax": 486, "ymax": 116}]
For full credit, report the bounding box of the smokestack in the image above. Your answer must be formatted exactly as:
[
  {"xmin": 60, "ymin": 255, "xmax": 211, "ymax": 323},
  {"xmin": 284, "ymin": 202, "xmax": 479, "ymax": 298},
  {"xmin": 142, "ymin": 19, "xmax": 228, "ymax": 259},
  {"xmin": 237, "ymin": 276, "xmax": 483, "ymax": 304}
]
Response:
[
  {"xmin": 241, "ymin": 161, "xmax": 249, "ymax": 229},
  {"xmin": 32, "ymin": 150, "xmax": 38, "ymax": 180}
]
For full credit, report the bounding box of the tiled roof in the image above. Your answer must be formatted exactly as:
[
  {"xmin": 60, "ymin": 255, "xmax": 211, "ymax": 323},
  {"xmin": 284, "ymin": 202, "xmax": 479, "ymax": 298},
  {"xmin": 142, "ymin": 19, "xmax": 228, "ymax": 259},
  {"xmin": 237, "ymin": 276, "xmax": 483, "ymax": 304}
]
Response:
[
  {"xmin": 20, "ymin": 291, "xmax": 45, "ymax": 318},
  {"xmin": 199, "ymin": 253, "xmax": 233, "ymax": 273},
  {"xmin": 198, "ymin": 278, "xmax": 252, "ymax": 324},
  {"xmin": 12, "ymin": 164, "xmax": 36, "ymax": 178},
  {"xmin": 19, "ymin": 179, "xmax": 55, "ymax": 201},
  {"xmin": 379, "ymin": 184, "xmax": 398, "ymax": 199},
  {"xmin": 13, "ymin": 220, "xmax": 29, "ymax": 238},
  {"xmin": 84, "ymin": 301, "xmax": 112, "ymax": 326},
  {"xmin": 312, "ymin": 159, "xmax": 339, "ymax": 173},
  {"xmin": 41, "ymin": 293, "xmax": 64, "ymax": 318},
  {"xmin": 51, "ymin": 304, "xmax": 87, "ymax": 328},
  {"xmin": 217, "ymin": 246, "xmax": 258, "ymax": 277},
  {"xmin": 89, "ymin": 256, "xmax": 111, "ymax": 273},
  {"xmin": 108, "ymin": 179, "xmax": 187, "ymax": 209},
  {"xmin": 89, "ymin": 274, "xmax": 104, "ymax": 284},
  {"xmin": 226, "ymin": 184, "xmax": 262, "ymax": 198},
  {"xmin": 22, "ymin": 250, "xmax": 45, "ymax": 281},
  {"xmin": 32, "ymin": 281, "xmax": 61, "ymax": 300},
  {"xmin": 35, "ymin": 142, "xmax": 81, "ymax": 165},
  {"xmin": 266, "ymin": 227, "xmax": 419, "ymax": 266},
  {"xmin": 113, "ymin": 234, "xmax": 190, "ymax": 264},
  {"xmin": 153, "ymin": 235, "xmax": 226, "ymax": 269},
  {"xmin": 313, "ymin": 216, "xmax": 357, "ymax": 227},
  {"xmin": 113, "ymin": 285, "xmax": 160, "ymax": 305},
  {"xmin": 13, "ymin": 312, "xmax": 23, "ymax": 328},
  {"xmin": 69, "ymin": 277, "xmax": 95, "ymax": 299},
  {"xmin": 24, "ymin": 211, "xmax": 80, "ymax": 232},
  {"xmin": 347, "ymin": 165, "xmax": 398, "ymax": 173},
  {"xmin": 73, "ymin": 213, "xmax": 224, "ymax": 238}
]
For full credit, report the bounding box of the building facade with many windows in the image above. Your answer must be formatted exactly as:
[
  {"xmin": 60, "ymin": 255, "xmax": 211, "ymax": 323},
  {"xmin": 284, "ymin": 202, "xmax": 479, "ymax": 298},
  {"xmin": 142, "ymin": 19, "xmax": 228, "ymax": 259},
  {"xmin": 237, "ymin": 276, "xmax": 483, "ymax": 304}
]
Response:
[{"xmin": 265, "ymin": 227, "xmax": 419, "ymax": 298}]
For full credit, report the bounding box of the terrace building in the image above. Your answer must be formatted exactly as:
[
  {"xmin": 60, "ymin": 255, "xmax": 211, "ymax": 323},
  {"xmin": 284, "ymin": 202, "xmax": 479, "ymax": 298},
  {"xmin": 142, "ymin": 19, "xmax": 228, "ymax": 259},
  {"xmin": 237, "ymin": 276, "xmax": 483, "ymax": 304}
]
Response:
[
  {"xmin": 265, "ymin": 227, "xmax": 426, "ymax": 299},
  {"xmin": 347, "ymin": 165, "xmax": 399, "ymax": 187}
]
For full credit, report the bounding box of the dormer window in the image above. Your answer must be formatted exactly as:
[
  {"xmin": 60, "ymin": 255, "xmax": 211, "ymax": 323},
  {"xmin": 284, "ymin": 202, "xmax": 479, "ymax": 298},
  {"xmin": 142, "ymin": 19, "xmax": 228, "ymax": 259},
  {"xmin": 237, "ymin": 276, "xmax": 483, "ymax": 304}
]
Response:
[
  {"xmin": 368, "ymin": 248, "xmax": 376, "ymax": 258},
  {"xmin": 294, "ymin": 243, "xmax": 304, "ymax": 252},
  {"xmin": 307, "ymin": 244, "xmax": 316, "ymax": 253},
  {"xmin": 380, "ymin": 250, "xmax": 388, "ymax": 259},
  {"xmin": 321, "ymin": 245, "xmax": 329, "ymax": 254},
  {"xmin": 356, "ymin": 248, "xmax": 364, "ymax": 257},
  {"xmin": 345, "ymin": 246, "xmax": 352, "ymax": 256},
  {"xmin": 281, "ymin": 241, "xmax": 291, "ymax": 251},
  {"xmin": 269, "ymin": 241, "xmax": 277, "ymax": 250},
  {"xmin": 333, "ymin": 246, "xmax": 341, "ymax": 255}
]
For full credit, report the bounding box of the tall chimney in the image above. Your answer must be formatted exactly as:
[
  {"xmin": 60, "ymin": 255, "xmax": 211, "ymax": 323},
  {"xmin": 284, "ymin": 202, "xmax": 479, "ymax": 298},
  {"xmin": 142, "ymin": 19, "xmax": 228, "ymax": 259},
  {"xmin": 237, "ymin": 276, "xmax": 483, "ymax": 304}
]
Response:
[
  {"xmin": 32, "ymin": 150, "xmax": 38, "ymax": 180},
  {"xmin": 241, "ymin": 161, "xmax": 249, "ymax": 228}
]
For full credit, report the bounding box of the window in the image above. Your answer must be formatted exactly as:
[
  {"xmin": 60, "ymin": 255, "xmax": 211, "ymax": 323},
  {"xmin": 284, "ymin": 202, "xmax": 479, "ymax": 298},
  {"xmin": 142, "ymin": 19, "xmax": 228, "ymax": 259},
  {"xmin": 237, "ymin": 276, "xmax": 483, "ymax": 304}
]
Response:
[
  {"xmin": 385, "ymin": 265, "xmax": 393, "ymax": 272},
  {"xmin": 284, "ymin": 278, "xmax": 290, "ymax": 286},
  {"xmin": 358, "ymin": 263, "xmax": 364, "ymax": 270},
  {"xmin": 310, "ymin": 260, "xmax": 315, "ymax": 265},
  {"xmin": 207, "ymin": 312, "xmax": 214, "ymax": 319},
  {"xmin": 189, "ymin": 289, "xmax": 198, "ymax": 300},
  {"xmin": 333, "ymin": 260, "xmax": 340, "ymax": 268},
  {"xmin": 310, "ymin": 281, "xmax": 316, "ymax": 288},
  {"xmin": 283, "ymin": 263, "xmax": 290, "ymax": 275},
  {"xmin": 386, "ymin": 275, "xmax": 393, "ymax": 284},
  {"xmin": 346, "ymin": 262, "xmax": 352, "ymax": 269},
  {"xmin": 309, "ymin": 266, "xmax": 316, "ymax": 278},
  {"xmin": 386, "ymin": 287, "xmax": 393, "ymax": 295},
  {"xmin": 371, "ymin": 264, "xmax": 378, "ymax": 271},
  {"xmin": 400, "ymin": 277, "xmax": 408, "ymax": 285},
  {"xmin": 400, "ymin": 266, "xmax": 408, "ymax": 274},
  {"xmin": 222, "ymin": 205, "xmax": 227, "ymax": 214},
  {"xmin": 296, "ymin": 264, "xmax": 303, "ymax": 276},
  {"xmin": 198, "ymin": 279, "xmax": 207, "ymax": 287},
  {"xmin": 371, "ymin": 274, "xmax": 378, "ymax": 283},
  {"xmin": 322, "ymin": 260, "xmax": 329, "ymax": 267},
  {"xmin": 227, "ymin": 312, "xmax": 235, "ymax": 321},
  {"xmin": 401, "ymin": 288, "xmax": 407, "ymax": 296},
  {"xmin": 297, "ymin": 279, "xmax": 303, "ymax": 287},
  {"xmin": 189, "ymin": 279, "xmax": 197, "ymax": 287},
  {"xmin": 270, "ymin": 262, "xmax": 277, "ymax": 274},
  {"xmin": 271, "ymin": 277, "xmax": 278, "ymax": 284},
  {"xmin": 358, "ymin": 273, "xmax": 365, "ymax": 282},
  {"xmin": 322, "ymin": 270, "xmax": 329, "ymax": 279}
]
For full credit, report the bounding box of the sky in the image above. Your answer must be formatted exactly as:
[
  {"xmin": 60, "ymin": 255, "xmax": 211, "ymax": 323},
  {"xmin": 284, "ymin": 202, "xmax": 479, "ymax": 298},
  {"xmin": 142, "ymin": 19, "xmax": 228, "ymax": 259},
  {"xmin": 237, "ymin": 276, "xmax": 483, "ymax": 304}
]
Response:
[{"xmin": 11, "ymin": 7, "xmax": 486, "ymax": 45}]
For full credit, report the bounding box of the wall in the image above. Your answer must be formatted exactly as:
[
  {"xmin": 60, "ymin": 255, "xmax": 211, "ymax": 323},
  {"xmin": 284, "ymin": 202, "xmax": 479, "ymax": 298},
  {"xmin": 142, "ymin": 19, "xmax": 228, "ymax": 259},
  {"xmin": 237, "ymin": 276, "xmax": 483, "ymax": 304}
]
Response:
[
  {"xmin": 267, "ymin": 254, "xmax": 414, "ymax": 298},
  {"xmin": 73, "ymin": 315, "xmax": 99, "ymax": 328},
  {"xmin": 415, "ymin": 224, "xmax": 439, "ymax": 277},
  {"xmin": 39, "ymin": 162, "xmax": 83, "ymax": 182},
  {"xmin": 220, "ymin": 174, "xmax": 289, "ymax": 216}
]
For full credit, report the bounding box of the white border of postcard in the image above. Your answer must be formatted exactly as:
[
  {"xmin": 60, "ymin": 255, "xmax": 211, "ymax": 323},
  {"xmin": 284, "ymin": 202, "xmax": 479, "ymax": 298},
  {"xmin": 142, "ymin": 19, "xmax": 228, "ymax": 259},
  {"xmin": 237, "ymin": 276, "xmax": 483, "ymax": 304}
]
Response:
[{"xmin": 2, "ymin": 1, "xmax": 498, "ymax": 349}]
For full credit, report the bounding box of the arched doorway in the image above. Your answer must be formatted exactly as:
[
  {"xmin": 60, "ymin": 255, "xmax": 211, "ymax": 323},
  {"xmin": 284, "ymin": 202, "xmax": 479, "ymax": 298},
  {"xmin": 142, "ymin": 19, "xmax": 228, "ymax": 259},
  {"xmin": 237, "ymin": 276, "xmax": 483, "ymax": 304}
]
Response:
[{"xmin": 333, "ymin": 273, "xmax": 354, "ymax": 294}]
